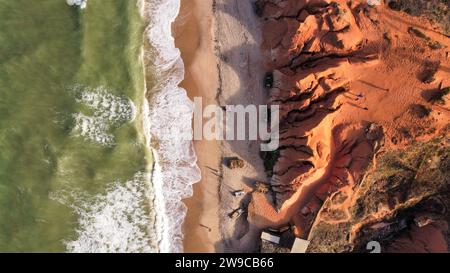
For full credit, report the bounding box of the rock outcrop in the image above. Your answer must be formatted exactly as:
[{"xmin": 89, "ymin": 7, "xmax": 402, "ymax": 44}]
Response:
[
  {"xmin": 308, "ymin": 137, "xmax": 450, "ymax": 252},
  {"xmin": 248, "ymin": 0, "xmax": 450, "ymax": 252}
]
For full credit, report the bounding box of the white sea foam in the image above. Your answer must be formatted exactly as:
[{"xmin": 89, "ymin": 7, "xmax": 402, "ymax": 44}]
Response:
[
  {"xmin": 66, "ymin": 0, "xmax": 87, "ymax": 9},
  {"xmin": 71, "ymin": 85, "xmax": 136, "ymax": 146},
  {"xmin": 51, "ymin": 172, "xmax": 159, "ymax": 253},
  {"xmin": 141, "ymin": 0, "xmax": 201, "ymax": 253},
  {"xmin": 72, "ymin": 113, "xmax": 114, "ymax": 145},
  {"xmin": 75, "ymin": 86, "xmax": 136, "ymax": 124},
  {"xmin": 59, "ymin": 0, "xmax": 200, "ymax": 253}
]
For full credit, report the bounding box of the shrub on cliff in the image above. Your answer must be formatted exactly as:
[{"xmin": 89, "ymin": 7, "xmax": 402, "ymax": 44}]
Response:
[
  {"xmin": 388, "ymin": 0, "xmax": 450, "ymax": 35},
  {"xmin": 307, "ymin": 137, "xmax": 450, "ymax": 252}
]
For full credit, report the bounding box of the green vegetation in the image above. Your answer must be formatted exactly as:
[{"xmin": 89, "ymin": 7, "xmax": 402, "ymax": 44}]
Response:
[
  {"xmin": 388, "ymin": 0, "xmax": 450, "ymax": 35},
  {"xmin": 260, "ymin": 149, "xmax": 280, "ymax": 177},
  {"xmin": 427, "ymin": 87, "xmax": 450, "ymax": 104},
  {"xmin": 407, "ymin": 27, "xmax": 444, "ymax": 49},
  {"xmin": 308, "ymin": 137, "xmax": 450, "ymax": 252}
]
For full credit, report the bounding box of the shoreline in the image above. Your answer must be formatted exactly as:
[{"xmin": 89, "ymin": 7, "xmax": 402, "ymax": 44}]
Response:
[
  {"xmin": 174, "ymin": 0, "xmax": 221, "ymax": 252},
  {"xmin": 142, "ymin": 0, "xmax": 201, "ymax": 252},
  {"xmin": 175, "ymin": 0, "xmax": 267, "ymax": 252}
]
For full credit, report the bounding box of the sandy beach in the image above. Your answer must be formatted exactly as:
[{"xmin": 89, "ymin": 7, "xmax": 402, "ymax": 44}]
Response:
[
  {"xmin": 174, "ymin": 0, "xmax": 267, "ymax": 252},
  {"xmin": 173, "ymin": 0, "xmax": 220, "ymax": 252},
  {"xmin": 213, "ymin": 0, "xmax": 268, "ymax": 252}
]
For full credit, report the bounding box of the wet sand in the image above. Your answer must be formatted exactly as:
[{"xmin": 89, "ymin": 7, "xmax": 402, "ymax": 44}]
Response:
[{"xmin": 174, "ymin": 0, "xmax": 220, "ymax": 252}]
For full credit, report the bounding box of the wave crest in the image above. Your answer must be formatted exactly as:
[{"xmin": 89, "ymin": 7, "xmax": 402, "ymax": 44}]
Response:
[
  {"xmin": 66, "ymin": 0, "xmax": 87, "ymax": 9},
  {"xmin": 141, "ymin": 0, "xmax": 201, "ymax": 253},
  {"xmin": 70, "ymin": 85, "xmax": 136, "ymax": 146},
  {"xmin": 51, "ymin": 172, "xmax": 158, "ymax": 253}
]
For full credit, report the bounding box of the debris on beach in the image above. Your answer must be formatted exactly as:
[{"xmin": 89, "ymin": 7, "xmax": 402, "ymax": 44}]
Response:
[
  {"xmin": 229, "ymin": 208, "xmax": 245, "ymax": 219},
  {"xmin": 232, "ymin": 190, "xmax": 245, "ymax": 197},
  {"xmin": 227, "ymin": 157, "xmax": 245, "ymax": 169},
  {"xmin": 255, "ymin": 182, "xmax": 270, "ymax": 194}
]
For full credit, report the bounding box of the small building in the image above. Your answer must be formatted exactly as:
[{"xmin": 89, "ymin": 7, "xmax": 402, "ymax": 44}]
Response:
[
  {"xmin": 290, "ymin": 238, "xmax": 310, "ymax": 253},
  {"xmin": 260, "ymin": 229, "xmax": 296, "ymax": 253},
  {"xmin": 261, "ymin": 232, "xmax": 280, "ymax": 245}
]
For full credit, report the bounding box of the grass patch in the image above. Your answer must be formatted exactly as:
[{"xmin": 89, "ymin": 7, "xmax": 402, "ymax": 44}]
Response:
[
  {"xmin": 426, "ymin": 87, "xmax": 450, "ymax": 104},
  {"xmin": 260, "ymin": 149, "xmax": 280, "ymax": 177}
]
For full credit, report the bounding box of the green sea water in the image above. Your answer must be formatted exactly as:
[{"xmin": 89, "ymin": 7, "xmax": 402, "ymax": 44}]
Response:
[{"xmin": 0, "ymin": 0, "xmax": 152, "ymax": 252}]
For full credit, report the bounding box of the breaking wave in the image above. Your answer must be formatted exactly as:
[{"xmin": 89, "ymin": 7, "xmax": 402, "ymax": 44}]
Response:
[
  {"xmin": 61, "ymin": 0, "xmax": 200, "ymax": 253},
  {"xmin": 70, "ymin": 85, "xmax": 136, "ymax": 146},
  {"xmin": 141, "ymin": 0, "xmax": 201, "ymax": 253},
  {"xmin": 66, "ymin": 0, "xmax": 87, "ymax": 9},
  {"xmin": 51, "ymin": 172, "xmax": 159, "ymax": 253}
]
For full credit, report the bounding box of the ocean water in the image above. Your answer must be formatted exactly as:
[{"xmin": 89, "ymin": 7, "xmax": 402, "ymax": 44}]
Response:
[
  {"xmin": 0, "ymin": 0, "xmax": 156, "ymax": 252},
  {"xmin": 0, "ymin": 0, "xmax": 200, "ymax": 253}
]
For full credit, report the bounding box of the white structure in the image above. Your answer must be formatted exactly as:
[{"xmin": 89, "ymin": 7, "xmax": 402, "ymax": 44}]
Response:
[
  {"xmin": 291, "ymin": 238, "xmax": 310, "ymax": 253},
  {"xmin": 261, "ymin": 232, "xmax": 280, "ymax": 245},
  {"xmin": 233, "ymin": 190, "xmax": 245, "ymax": 197},
  {"xmin": 66, "ymin": 0, "xmax": 87, "ymax": 9}
]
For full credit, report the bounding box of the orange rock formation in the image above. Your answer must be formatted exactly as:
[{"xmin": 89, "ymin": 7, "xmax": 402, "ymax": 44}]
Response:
[{"xmin": 248, "ymin": 0, "xmax": 450, "ymax": 252}]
